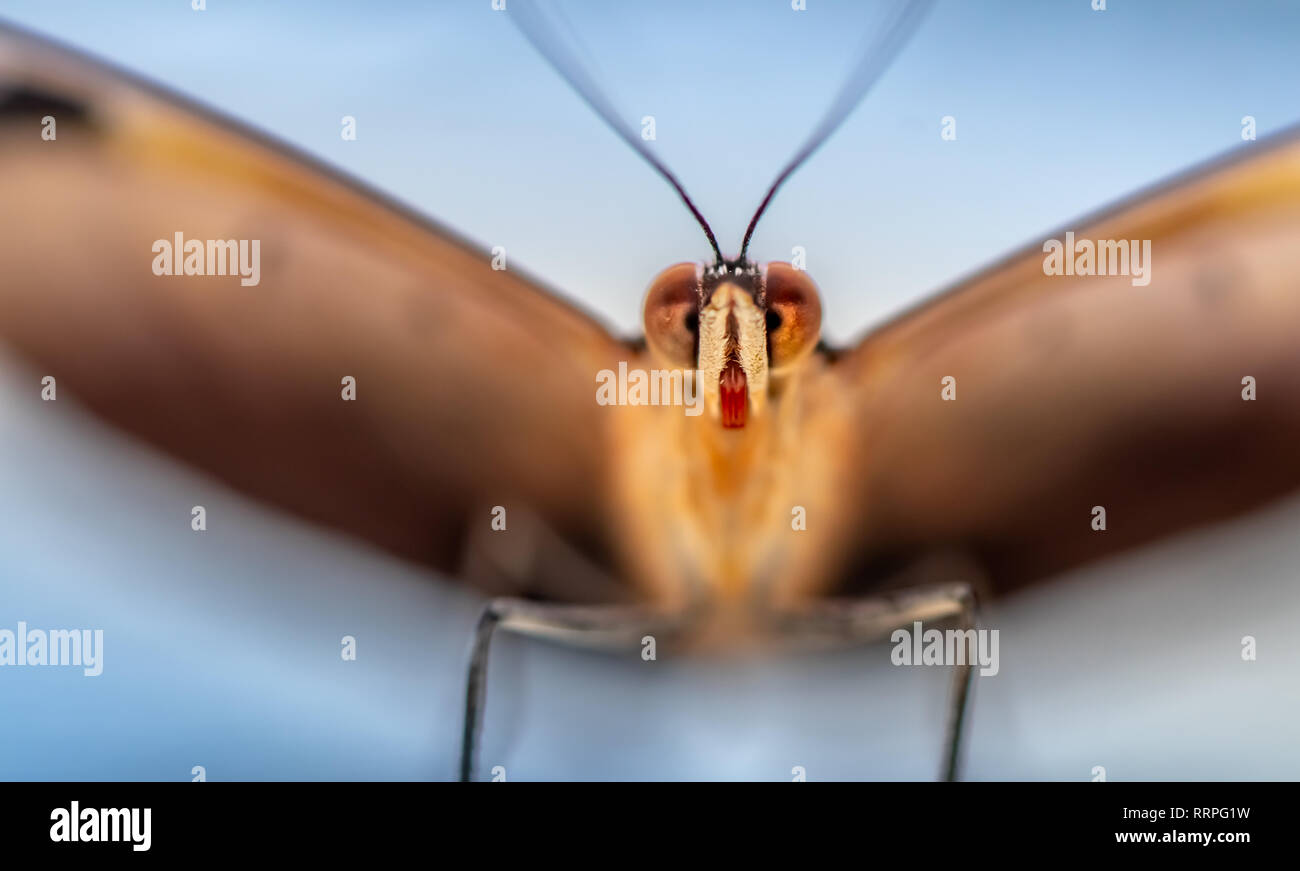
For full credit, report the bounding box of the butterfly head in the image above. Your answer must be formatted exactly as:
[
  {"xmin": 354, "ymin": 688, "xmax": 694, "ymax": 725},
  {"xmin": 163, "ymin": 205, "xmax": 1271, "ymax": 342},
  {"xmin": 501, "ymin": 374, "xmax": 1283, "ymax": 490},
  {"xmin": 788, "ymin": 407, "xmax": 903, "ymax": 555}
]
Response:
[
  {"xmin": 643, "ymin": 259, "xmax": 822, "ymax": 429},
  {"xmin": 516, "ymin": 0, "xmax": 933, "ymax": 429}
]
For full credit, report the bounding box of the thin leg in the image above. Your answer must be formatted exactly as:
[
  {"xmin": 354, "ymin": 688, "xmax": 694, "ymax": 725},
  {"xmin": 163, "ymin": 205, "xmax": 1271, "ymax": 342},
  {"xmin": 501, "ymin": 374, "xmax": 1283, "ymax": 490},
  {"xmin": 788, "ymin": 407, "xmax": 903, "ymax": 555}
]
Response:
[
  {"xmin": 941, "ymin": 583, "xmax": 977, "ymax": 782},
  {"xmin": 774, "ymin": 579, "xmax": 981, "ymax": 782},
  {"xmin": 459, "ymin": 598, "xmax": 685, "ymax": 782}
]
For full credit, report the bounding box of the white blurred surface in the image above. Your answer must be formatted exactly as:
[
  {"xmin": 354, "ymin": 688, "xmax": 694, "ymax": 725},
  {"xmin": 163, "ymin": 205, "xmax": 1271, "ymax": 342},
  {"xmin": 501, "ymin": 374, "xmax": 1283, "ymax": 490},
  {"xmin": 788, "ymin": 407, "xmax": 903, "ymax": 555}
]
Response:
[{"xmin": 2, "ymin": 354, "xmax": 1298, "ymax": 780}]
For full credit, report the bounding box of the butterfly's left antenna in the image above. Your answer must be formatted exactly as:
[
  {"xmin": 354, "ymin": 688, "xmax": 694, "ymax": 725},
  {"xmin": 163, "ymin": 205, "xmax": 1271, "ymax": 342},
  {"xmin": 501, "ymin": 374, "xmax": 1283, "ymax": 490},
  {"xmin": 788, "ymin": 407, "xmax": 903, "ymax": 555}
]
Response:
[
  {"xmin": 738, "ymin": 0, "xmax": 935, "ymax": 262},
  {"xmin": 510, "ymin": 1, "xmax": 724, "ymax": 265}
]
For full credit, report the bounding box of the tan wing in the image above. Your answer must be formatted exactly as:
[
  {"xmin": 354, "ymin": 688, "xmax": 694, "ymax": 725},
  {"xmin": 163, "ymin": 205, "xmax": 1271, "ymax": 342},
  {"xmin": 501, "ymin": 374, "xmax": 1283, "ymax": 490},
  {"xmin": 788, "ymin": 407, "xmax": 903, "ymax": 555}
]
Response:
[
  {"xmin": 813, "ymin": 128, "xmax": 1300, "ymax": 597},
  {"xmin": 0, "ymin": 23, "xmax": 632, "ymax": 601}
]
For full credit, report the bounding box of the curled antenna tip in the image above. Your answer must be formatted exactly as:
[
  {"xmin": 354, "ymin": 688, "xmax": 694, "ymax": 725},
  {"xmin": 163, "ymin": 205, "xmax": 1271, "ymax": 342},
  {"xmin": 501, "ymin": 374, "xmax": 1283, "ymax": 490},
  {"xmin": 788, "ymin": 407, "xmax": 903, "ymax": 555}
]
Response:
[{"xmin": 738, "ymin": 0, "xmax": 934, "ymax": 262}]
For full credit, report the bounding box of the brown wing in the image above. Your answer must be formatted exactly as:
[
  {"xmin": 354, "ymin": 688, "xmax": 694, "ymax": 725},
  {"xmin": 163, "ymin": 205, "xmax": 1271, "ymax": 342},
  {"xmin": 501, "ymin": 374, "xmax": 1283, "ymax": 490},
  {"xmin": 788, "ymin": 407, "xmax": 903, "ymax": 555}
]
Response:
[
  {"xmin": 0, "ymin": 23, "xmax": 631, "ymax": 601},
  {"xmin": 820, "ymin": 127, "xmax": 1300, "ymax": 596}
]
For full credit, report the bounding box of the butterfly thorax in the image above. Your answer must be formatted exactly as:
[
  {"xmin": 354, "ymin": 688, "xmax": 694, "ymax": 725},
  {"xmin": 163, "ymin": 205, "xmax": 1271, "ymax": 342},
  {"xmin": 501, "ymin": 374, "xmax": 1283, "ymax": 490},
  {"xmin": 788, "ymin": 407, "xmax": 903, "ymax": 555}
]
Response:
[{"xmin": 608, "ymin": 349, "xmax": 852, "ymax": 632}]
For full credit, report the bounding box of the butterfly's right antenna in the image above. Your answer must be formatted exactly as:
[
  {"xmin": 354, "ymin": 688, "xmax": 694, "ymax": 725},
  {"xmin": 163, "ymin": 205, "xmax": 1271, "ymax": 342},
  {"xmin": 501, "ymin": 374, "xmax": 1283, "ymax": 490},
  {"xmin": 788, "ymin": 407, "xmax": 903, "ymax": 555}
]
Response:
[
  {"xmin": 738, "ymin": 0, "xmax": 935, "ymax": 262},
  {"xmin": 510, "ymin": 1, "xmax": 724, "ymax": 265}
]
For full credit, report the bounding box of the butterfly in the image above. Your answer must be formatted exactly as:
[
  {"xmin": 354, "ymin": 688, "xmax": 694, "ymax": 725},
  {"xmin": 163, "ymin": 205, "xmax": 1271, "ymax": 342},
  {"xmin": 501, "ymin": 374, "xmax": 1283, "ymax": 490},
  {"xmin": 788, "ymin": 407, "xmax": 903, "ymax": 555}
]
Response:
[{"xmin": 2, "ymin": 2, "xmax": 1299, "ymax": 781}]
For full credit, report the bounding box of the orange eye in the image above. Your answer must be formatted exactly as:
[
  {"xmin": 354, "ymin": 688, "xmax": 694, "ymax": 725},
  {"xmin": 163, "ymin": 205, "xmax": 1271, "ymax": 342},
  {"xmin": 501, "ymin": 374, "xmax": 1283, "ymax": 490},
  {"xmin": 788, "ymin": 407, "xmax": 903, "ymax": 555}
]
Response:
[
  {"xmin": 763, "ymin": 262, "xmax": 822, "ymax": 371},
  {"xmin": 642, "ymin": 262, "xmax": 701, "ymax": 368}
]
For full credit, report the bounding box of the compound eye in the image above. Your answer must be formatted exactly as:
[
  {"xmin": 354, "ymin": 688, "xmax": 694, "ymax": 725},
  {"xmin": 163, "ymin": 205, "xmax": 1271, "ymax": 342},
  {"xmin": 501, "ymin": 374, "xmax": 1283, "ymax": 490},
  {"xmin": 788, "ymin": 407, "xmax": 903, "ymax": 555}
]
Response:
[
  {"xmin": 643, "ymin": 262, "xmax": 701, "ymax": 368},
  {"xmin": 764, "ymin": 262, "xmax": 822, "ymax": 372}
]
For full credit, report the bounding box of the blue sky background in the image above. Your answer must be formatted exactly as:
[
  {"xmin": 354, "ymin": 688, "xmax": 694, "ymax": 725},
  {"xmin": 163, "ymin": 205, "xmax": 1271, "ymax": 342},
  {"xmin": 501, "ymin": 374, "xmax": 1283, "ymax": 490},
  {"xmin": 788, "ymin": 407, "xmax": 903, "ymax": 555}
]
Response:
[
  {"xmin": 4, "ymin": 0, "xmax": 1299, "ymax": 340},
  {"xmin": 3, "ymin": 0, "xmax": 1300, "ymax": 780}
]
